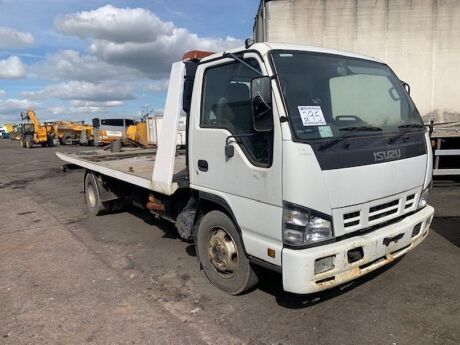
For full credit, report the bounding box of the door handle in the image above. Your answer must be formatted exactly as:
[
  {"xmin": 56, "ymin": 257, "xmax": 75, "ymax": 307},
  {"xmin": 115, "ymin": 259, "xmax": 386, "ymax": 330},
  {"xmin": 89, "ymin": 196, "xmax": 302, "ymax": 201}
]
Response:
[{"xmin": 198, "ymin": 160, "xmax": 208, "ymax": 172}]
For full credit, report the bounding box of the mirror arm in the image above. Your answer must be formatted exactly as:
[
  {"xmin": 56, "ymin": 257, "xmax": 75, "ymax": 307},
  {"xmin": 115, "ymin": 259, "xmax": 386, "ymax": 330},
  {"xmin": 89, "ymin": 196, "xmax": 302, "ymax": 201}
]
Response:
[
  {"xmin": 400, "ymin": 80, "xmax": 410, "ymax": 95},
  {"xmin": 225, "ymin": 133, "xmax": 255, "ymax": 158},
  {"xmin": 225, "ymin": 133, "xmax": 255, "ymax": 146},
  {"xmin": 223, "ymin": 52, "xmax": 264, "ymax": 76}
]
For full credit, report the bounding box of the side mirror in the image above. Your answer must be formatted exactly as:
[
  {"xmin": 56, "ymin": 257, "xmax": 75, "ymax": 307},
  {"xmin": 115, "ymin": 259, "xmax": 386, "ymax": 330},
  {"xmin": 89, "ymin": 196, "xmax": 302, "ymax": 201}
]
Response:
[
  {"xmin": 251, "ymin": 76, "xmax": 273, "ymax": 132},
  {"xmin": 225, "ymin": 144, "xmax": 234, "ymax": 158},
  {"xmin": 92, "ymin": 118, "xmax": 100, "ymax": 128}
]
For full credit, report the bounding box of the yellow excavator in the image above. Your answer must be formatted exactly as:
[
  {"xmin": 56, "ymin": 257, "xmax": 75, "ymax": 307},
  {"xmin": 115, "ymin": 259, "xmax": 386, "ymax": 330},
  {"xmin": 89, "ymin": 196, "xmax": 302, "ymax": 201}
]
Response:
[{"xmin": 19, "ymin": 109, "xmax": 55, "ymax": 148}]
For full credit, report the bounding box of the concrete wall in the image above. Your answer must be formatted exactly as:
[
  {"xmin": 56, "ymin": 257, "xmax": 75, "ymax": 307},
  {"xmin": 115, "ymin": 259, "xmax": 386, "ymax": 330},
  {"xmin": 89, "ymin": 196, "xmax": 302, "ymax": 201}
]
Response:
[{"xmin": 255, "ymin": 0, "xmax": 460, "ymax": 123}]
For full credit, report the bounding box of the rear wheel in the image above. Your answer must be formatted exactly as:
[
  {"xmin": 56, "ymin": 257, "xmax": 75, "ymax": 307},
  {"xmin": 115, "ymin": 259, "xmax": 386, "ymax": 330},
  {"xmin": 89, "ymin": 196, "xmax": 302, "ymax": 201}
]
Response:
[
  {"xmin": 197, "ymin": 210, "xmax": 258, "ymax": 295},
  {"xmin": 84, "ymin": 173, "xmax": 108, "ymax": 216}
]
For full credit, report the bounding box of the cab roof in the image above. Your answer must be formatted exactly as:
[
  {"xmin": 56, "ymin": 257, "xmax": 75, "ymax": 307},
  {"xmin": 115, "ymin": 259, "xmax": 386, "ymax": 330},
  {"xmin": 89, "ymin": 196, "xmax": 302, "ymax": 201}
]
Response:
[{"xmin": 200, "ymin": 42, "xmax": 383, "ymax": 64}]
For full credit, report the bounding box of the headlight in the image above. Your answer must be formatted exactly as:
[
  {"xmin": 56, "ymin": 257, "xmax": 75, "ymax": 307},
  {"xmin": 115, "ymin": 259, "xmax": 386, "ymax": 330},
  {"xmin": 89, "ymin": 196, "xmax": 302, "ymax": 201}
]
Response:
[
  {"xmin": 283, "ymin": 202, "xmax": 333, "ymax": 246},
  {"xmin": 418, "ymin": 181, "xmax": 432, "ymax": 209}
]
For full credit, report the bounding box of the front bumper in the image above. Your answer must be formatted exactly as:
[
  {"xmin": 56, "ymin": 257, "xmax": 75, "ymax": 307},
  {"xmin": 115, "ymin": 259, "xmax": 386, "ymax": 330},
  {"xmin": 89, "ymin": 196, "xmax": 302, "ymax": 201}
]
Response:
[{"xmin": 282, "ymin": 205, "xmax": 434, "ymax": 294}]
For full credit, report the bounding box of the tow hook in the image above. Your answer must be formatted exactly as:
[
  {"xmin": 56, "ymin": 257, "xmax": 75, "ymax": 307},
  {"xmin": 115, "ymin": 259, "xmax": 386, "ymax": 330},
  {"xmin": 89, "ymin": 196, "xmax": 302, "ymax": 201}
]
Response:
[{"xmin": 383, "ymin": 233, "xmax": 404, "ymax": 247}]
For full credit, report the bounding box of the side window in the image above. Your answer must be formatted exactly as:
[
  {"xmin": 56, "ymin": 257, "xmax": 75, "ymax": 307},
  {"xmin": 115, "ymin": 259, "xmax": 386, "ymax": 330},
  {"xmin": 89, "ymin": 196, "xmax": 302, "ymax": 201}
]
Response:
[
  {"xmin": 101, "ymin": 119, "xmax": 124, "ymax": 127},
  {"xmin": 201, "ymin": 58, "xmax": 273, "ymax": 167}
]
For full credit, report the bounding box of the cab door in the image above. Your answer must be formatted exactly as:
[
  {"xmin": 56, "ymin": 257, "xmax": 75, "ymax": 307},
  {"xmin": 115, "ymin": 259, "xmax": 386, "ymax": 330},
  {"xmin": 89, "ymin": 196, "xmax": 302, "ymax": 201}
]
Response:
[{"xmin": 189, "ymin": 53, "xmax": 283, "ymax": 265}]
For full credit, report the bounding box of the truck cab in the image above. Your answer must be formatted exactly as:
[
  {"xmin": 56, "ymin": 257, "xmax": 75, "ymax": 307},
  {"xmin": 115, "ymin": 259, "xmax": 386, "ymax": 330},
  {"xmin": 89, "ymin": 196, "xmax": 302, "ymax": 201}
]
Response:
[{"xmin": 186, "ymin": 43, "xmax": 433, "ymax": 294}]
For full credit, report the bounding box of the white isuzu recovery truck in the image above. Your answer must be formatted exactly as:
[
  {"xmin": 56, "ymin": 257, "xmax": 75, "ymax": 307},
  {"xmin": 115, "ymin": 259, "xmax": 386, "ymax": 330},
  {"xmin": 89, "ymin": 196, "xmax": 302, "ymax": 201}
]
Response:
[{"xmin": 57, "ymin": 43, "xmax": 434, "ymax": 295}]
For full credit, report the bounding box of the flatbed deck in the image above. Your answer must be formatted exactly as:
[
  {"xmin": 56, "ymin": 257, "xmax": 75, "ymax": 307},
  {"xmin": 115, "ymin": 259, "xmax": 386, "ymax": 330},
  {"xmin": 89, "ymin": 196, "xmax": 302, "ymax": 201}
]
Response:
[{"xmin": 56, "ymin": 148, "xmax": 187, "ymax": 192}]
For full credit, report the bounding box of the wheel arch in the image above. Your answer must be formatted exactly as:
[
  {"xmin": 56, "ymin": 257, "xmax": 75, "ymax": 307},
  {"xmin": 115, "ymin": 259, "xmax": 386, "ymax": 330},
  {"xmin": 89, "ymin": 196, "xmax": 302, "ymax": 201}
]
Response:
[
  {"xmin": 83, "ymin": 170, "xmax": 118, "ymax": 202},
  {"xmin": 193, "ymin": 191, "xmax": 248, "ymax": 257}
]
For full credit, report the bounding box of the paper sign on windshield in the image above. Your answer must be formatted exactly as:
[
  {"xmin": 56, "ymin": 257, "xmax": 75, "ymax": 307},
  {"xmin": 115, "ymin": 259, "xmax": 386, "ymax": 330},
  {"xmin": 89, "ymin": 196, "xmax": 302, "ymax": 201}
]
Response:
[{"xmin": 298, "ymin": 106, "xmax": 326, "ymax": 126}]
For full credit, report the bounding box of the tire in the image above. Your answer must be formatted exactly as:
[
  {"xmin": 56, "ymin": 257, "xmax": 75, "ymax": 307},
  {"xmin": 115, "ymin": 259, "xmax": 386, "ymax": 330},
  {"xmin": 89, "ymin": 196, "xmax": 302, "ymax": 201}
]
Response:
[
  {"xmin": 84, "ymin": 173, "xmax": 108, "ymax": 216},
  {"xmin": 196, "ymin": 210, "xmax": 258, "ymax": 295}
]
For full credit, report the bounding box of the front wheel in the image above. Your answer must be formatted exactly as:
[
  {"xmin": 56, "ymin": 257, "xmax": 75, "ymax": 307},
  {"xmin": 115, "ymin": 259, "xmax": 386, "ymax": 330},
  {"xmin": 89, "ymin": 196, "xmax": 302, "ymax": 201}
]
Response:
[{"xmin": 197, "ymin": 210, "xmax": 258, "ymax": 295}]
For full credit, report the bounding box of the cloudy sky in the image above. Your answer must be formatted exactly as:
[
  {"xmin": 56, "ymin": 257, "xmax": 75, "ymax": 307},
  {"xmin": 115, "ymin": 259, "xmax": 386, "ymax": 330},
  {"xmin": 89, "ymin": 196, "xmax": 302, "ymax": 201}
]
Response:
[{"xmin": 0, "ymin": 0, "xmax": 258, "ymax": 124}]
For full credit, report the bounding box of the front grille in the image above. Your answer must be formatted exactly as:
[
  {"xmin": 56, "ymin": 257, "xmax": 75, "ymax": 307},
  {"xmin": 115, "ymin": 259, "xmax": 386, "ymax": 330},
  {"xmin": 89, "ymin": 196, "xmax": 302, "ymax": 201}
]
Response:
[
  {"xmin": 404, "ymin": 194, "xmax": 416, "ymax": 209},
  {"xmin": 344, "ymin": 220, "xmax": 360, "ymax": 227},
  {"xmin": 369, "ymin": 208, "xmax": 398, "ymax": 221},
  {"xmin": 369, "ymin": 200, "xmax": 399, "ymax": 213},
  {"xmin": 368, "ymin": 199, "xmax": 400, "ymax": 222},
  {"xmin": 337, "ymin": 189, "xmax": 420, "ymax": 234},
  {"xmin": 343, "ymin": 210, "xmax": 361, "ymax": 228},
  {"xmin": 344, "ymin": 211, "xmax": 360, "ymax": 220}
]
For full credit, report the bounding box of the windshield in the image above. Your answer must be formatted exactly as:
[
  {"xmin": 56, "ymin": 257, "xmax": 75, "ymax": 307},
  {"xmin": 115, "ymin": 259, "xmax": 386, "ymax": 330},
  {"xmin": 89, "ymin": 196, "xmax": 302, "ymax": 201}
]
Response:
[
  {"xmin": 271, "ymin": 50, "xmax": 423, "ymax": 141},
  {"xmin": 23, "ymin": 123, "xmax": 35, "ymax": 133}
]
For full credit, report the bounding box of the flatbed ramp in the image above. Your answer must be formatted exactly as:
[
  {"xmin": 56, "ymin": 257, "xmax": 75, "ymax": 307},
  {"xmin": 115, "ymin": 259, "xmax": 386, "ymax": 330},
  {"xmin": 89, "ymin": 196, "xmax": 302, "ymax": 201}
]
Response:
[{"xmin": 56, "ymin": 149, "xmax": 187, "ymax": 193}]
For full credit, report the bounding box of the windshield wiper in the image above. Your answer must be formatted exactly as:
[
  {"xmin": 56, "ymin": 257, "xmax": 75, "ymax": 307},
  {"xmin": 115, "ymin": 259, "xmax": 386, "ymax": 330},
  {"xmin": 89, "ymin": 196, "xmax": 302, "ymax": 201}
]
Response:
[
  {"xmin": 388, "ymin": 123, "xmax": 426, "ymax": 144},
  {"xmin": 339, "ymin": 126, "xmax": 383, "ymax": 132},
  {"xmin": 398, "ymin": 123, "xmax": 425, "ymax": 129},
  {"xmin": 318, "ymin": 126, "xmax": 382, "ymax": 151}
]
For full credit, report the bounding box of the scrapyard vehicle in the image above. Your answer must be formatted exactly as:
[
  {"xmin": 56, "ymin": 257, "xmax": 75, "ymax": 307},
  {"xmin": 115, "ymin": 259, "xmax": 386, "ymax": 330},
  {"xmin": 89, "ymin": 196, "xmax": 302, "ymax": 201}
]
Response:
[{"xmin": 19, "ymin": 109, "xmax": 54, "ymax": 148}]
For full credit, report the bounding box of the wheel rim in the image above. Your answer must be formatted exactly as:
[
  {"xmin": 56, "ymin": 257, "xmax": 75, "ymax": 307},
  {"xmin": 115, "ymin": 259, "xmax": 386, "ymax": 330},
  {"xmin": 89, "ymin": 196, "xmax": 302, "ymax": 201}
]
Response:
[
  {"xmin": 87, "ymin": 183, "xmax": 97, "ymax": 208},
  {"xmin": 207, "ymin": 227, "xmax": 238, "ymax": 278}
]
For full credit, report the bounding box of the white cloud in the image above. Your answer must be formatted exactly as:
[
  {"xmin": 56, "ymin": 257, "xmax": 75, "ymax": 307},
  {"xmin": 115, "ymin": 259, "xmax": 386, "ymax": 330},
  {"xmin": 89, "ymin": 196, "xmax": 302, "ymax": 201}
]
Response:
[
  {"xmin": 55, "ymin": 5, "xmax": 242, "ymax": 78},
  {"xmin": 33, "ymin": 50, "xmax": 142, "ymax": 82},
  {"xmin": 0, "ymin": 56, "xmax": 26, "ymax": 79},
  {"xmin": 55, "ymin": 5, "xmax": 174, "ymax": 44},
  {"xmin": 144, "ymin": 79, "xmax": 169, "ymax": 92},
  {"xmin": 45, "ymin": 104, "xmax": 121, "ymax": 120},
  {"xmin": 0, "ymin": 89, "xmax": 5, "ymax": 97},
  {"xmin": 0, "ymin": 26, "xmax": 34, "ymax": 49},
  {"xmin": 24, "ymin": 81, "xmax": 136, "ymax": 102},
  {"xmin": 68, "ymin": 106, "xmax": 116, "ymax": 114},
  {"xmin": 0, "ymin": 98, "xmax": 38, "ymax": 122},
  {"xmin": 47, "ymin": 106, "xmax": 66, "ymax": 115},
  {"xmin": 69, "ymin": 100, "xmax": 123, "ymax": 107}
]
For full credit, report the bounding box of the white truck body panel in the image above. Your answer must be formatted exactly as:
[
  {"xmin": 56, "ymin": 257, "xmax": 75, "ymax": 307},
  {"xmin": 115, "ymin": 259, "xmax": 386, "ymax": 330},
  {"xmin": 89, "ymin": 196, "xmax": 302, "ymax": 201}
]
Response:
[
  {"xmin": 152, "ymin": 62, "xmax": 186, "ymax": 195},
  {"xmin": 56, "ymin": 149, "xmax": 187, "ymax": 192}
]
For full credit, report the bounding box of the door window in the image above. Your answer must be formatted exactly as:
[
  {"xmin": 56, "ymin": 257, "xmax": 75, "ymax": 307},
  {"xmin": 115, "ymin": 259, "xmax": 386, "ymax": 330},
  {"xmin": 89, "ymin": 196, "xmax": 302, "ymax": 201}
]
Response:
[{"xmin": 201, "ymin": 58, "xmax": 273, "ymax": 167}]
